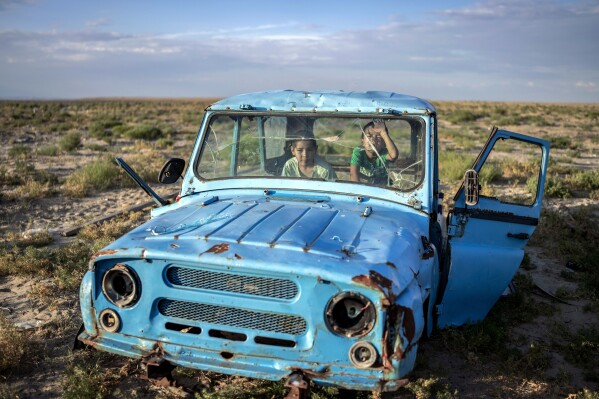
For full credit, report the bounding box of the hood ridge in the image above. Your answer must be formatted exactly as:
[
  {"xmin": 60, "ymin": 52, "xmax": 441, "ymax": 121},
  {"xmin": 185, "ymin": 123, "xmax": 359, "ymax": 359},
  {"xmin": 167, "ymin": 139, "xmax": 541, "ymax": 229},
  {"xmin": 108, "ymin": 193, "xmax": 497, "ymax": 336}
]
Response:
[
  {"xmin": 237, "ymin": 204, "xmax": 285, "ymax": 243},
  {"xmin": 204, "ymin": 202, "xmax": 260, "ymax": 239},
  {"xmin": 269, "ymin": 206, "xmax": 311, "ymax": 246}
]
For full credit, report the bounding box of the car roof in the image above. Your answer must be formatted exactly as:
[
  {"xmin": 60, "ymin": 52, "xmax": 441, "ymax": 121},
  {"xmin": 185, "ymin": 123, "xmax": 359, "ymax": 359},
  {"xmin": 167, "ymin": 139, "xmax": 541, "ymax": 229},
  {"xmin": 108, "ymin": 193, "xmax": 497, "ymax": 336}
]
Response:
[{"xmin": 207, "ymin": 90, "xmax": 436, "ymax": 115}]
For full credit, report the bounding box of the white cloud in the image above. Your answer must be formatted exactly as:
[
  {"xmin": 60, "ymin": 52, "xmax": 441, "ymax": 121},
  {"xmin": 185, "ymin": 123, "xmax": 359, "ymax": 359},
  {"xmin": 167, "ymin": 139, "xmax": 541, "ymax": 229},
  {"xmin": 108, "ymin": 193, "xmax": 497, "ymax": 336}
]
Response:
[
  {"xmin": 575, "ymin": 81, "xmax": 597, "ymax": 89},
  {"xmin": 85, "ymin": 18, "xmax": 110, "ymax": 28}
]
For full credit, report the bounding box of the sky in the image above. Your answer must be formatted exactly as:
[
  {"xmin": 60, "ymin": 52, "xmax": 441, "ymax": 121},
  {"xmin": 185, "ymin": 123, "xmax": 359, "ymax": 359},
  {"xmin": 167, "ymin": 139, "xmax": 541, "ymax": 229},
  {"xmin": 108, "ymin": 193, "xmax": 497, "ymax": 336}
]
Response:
[{"xmin": 0, "ymin": 0, "xmax": 598, "ymax": 102}]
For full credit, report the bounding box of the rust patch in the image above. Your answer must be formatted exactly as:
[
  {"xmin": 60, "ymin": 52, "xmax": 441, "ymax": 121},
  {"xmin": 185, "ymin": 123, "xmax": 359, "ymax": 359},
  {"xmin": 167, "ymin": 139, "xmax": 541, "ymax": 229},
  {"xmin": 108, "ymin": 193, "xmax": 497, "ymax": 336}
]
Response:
[
  {"xmin": 205, "ymin": 243, "xmax": 229, "ymax": 254},
  {"xmin": 422, "ymin": 247, "xmax": 434, "ymax": 260},
  {"xmin": 399, "ymin": 305, "xmax": 416, "ymax": 343},
  {"xmin": 234, "ymin": 253, "xmax": 243, "ymax": 260},
  {"xmin": 385, "ymin": 261, "xmax": 397, "ymax": 269},
  {"xmin": 141, "ymin": 249, "xmax": 147, "ymax": 258},
  {"xmin": 173, "ymin": 235, "xmax": 179, "ymax": 240},
  {"xmin": 421, "ymin": 236, "xmax": 435, "ymax": 260},
  {"xmin": 78, "ymin": 337, "xmax": 99, "ymax": 349},
  {"xmin": 391, "ymin": 305, "xmax": 416, "ymax": 360},
  {"xmin": 90, "ymin": 249, "xmax": 118, "ymax": 262},
  {"xmin": 381, "ymin": 329, "xmax": 393, "ymax": 371},
  {"xmin": 290, "ymin": 367, "xmax": 330, "ymax": 379},
  {"xmin": 170, "ymin": 243, "xmax": 180, "ymax": 249},
  {"xmin": 353, "ymin": 270, "xmax": 392, "ymax": 290}
]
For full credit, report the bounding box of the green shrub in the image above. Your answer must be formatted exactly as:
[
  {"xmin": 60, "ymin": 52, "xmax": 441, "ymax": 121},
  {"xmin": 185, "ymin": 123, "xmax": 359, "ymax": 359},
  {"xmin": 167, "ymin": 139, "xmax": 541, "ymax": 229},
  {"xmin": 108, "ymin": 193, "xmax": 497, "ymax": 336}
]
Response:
[
  {"xmin": 37, "ymin": 144, "xmax": 59, "ymax": 156},
  {"xmin": 61, "ymin": 352, "xmax": 118, "ymax": 399},
  {"xmin": 63, "ymin": 158, "xmax": 121, "ymax": 197},
  {"xmin": 534, "ymin": 175, "xmax": 571, "ymax": 198},
  {"xmin": 441, "ymin": 318, "xmax": 508, "ymax": 356},
  {"xmin": 479, "ymin": 161, "xmax": 503, "ymax": 185},
  {"xmin": 549, "ymin": 136, "xmax": 574, "ymax": 149},
  {"xmin": 439, "ymin": 152, "xmax": 475, "ymax": 182},
  {"xmin": 0, "ymin": 240, "xmax": 93, "ymax": 290},
  {"xmin": 3, "ymin": 178, "xmax": 52, "ymax": 200},
  {"xmin": 5, "ymin": 230, "xmax": 54, "ymax": 248},
  {"xmin": 446, "ymin": 110, "xmax": 480, "ymax": 124},
  {"xmin": 8, "ymin": 144, "xmax": 30, "ymax": 158},
  {"xmin": 532, "ymin": 207, "xmax": 599, "ymax": 304},
  {"xmin": 567, "ymin": 170, "xmax": 599, "ymax": 192},
  {"xmin": 89, "ymin": 116, "xmax": 123, "ymax": 141},
  {"xmin": 14, "ymin": 159, "xmax": 35, "ymax": 175},
  {"xmin": 555, "ymin": 325, "xmax": 599, "ymax": 382},
  {"xmin": 0, "ymin": 314, "xmax": 40, "ymax": 375},
  {"xmin": 156, "ymin": 137, "xmax": 174, "ymax": 148},
  {"xmin": 526, "ymin": 114, "xmax": 553, "ymax": 126},
  {"xmin": 405, "ymin": 377, "xmax": 458, "ymax": 399},
  {"xmin": 124, "ymin": 125, "xmax": 163, "ymax": 140},
  {"xmin": 495, "ymin": 115, "xmax": 526, "ymax": 125},
  {"xmin": 586, "ymin": 110, "xmax": 599, "ymax": 120},
  {"xmin": 0, "ymin": 166, "xmax": 20, "ymax": 185},
  {"xmin": 84, "ymin": 143, "xmax": 108, "ymax": 152},
  {"xmin": 59, "ymin": 132, "xmax": 82, "ymax": 152}
]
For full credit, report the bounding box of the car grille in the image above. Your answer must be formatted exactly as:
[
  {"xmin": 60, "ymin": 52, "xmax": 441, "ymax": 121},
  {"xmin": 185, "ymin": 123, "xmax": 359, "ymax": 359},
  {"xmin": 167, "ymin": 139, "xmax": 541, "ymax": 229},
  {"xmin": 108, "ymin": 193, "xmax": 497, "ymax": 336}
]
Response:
[
  {"xmin": 158, "ymin": 299, "xmax": 307, "ymax": 335},
  {"xmin": 166, "ymin": 266, "xmax": 298, "ymax": 299}
]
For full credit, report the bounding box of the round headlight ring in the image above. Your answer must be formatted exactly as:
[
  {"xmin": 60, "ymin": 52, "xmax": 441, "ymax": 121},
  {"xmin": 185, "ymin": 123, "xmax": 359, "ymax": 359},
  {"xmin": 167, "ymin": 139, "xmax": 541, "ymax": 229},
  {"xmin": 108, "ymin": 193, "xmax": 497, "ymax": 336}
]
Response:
[
  {"xmin": 349, "ymin": 341, "xmax": 378, "ymax": 369},
  {"xmin": 102, "ymin": 264, "xmax": 140, "ymax": 308},
  {"xmin": 99, "ymin": 308, "xmax": 121, "ymax": 332},
  {"xmin": 325, "ymin": 292, "xmax": 376, "ymax": 337}
]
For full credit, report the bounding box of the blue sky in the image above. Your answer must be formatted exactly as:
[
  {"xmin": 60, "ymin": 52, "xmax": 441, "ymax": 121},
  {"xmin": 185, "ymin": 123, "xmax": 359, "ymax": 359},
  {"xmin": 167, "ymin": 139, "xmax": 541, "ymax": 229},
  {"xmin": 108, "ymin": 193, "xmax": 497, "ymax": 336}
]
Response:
[{"xmin": 0, "ymin": 0, "xmax": 598, "ymax": 102}]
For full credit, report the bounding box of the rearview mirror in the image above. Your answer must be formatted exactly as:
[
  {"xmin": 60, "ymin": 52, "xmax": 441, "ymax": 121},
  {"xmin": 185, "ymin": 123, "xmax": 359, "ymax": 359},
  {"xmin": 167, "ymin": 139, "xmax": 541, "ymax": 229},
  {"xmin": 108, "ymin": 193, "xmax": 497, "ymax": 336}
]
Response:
[
  {"xmin": 158, "ymin": 158, "xmax": 185, "ymax": 184},
  {"xmin": 464, "ymin": 169, "xmax": 479, "ymax": 206}
]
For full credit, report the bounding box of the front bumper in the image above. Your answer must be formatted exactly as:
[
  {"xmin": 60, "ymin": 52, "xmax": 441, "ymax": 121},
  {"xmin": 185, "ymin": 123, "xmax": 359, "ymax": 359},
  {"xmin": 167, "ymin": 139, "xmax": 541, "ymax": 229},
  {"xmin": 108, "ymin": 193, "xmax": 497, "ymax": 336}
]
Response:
[{"xmin": 77, "ymin": 329, "xmax": 413, "ymax": 391}]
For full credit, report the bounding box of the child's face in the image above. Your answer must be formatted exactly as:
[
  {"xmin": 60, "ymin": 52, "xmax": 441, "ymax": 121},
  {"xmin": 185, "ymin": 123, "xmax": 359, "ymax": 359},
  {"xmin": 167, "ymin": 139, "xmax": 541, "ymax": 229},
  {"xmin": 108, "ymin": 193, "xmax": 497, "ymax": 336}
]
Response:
[
  {"xmin": 291, "ymin": 140, "xmax": 316, "ymax": 167},
  {"xmin": 362, "ymin": 126, "xmax": 385, "ymax": 152}
]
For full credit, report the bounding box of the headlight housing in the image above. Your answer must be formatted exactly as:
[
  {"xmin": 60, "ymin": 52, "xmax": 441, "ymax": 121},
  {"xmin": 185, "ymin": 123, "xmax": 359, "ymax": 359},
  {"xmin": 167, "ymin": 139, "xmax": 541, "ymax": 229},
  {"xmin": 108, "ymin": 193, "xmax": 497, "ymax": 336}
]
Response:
[
  {"xmin": 325, "ymin": 292, "xmax": 376, "ymax": 337},
  {"xmin": 101, "ymin": 264, "xmax": 140, "ymax": 308}
]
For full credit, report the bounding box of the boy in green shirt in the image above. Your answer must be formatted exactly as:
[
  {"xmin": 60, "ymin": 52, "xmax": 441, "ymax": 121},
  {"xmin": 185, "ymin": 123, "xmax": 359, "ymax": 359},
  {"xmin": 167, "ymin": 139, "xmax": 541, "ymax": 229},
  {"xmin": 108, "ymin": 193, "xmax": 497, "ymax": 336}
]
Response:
[{"xmin": 350, "ymin": 121, "xmax": 398, "ymax": 185}]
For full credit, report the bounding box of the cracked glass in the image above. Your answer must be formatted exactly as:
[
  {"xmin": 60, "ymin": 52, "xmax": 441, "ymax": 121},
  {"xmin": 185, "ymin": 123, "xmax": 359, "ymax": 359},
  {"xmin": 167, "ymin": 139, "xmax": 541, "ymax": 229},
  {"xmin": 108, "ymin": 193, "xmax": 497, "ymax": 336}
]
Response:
[{"xmin": 197, "ymin": 114, "xmax": 426, "ymax": 191}]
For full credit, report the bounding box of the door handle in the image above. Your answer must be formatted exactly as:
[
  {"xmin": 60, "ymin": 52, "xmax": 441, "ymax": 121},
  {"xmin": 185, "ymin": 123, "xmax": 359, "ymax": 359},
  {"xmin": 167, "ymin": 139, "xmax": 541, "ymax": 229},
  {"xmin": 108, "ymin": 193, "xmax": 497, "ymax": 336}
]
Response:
[{"xmin": 507, "ymin": 233, "xmax": 529, "ymax": 240}]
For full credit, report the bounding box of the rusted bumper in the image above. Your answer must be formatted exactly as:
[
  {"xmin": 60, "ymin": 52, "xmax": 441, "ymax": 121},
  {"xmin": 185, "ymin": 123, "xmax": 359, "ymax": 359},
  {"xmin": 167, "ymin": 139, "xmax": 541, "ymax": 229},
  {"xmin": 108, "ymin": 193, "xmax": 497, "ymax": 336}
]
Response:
[{"xmin": 77, "ymin": 329, "xmax": 414, "ymax": 392}]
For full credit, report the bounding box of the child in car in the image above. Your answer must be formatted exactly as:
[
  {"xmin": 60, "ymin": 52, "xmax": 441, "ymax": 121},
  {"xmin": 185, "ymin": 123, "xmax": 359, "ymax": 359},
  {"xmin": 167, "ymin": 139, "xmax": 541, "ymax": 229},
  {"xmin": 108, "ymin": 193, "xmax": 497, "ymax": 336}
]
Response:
[
  {"xmin": 281, "ymin": 132, "xmax": 337, "ymax": 180},
  {"xmin": 350, "ymin": 121, "xmax": 398, "ymax": 185}
]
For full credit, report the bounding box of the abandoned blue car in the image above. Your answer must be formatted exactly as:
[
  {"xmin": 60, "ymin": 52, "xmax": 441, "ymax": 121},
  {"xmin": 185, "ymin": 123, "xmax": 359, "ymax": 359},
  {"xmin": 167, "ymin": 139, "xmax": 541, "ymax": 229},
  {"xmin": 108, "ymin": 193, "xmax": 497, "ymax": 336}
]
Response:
[{"xmin": 77, "ymin": 90, "xmax": 550, "ymax": 394}]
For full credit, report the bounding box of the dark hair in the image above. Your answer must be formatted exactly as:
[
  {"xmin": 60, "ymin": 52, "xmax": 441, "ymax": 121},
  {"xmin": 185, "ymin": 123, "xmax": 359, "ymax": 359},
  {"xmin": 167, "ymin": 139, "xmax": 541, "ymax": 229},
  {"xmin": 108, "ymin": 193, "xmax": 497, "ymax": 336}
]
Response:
[
  {"xmin": 361, "ymin": 120, "xmax": 388, "ymax": 137},
  {"xmin": 290, "ymin": 137, "xmax": 317, "ymax": 149},
  {"xmin": 288, "ymin": 130, "xmax": 316, "ymax": 149}
]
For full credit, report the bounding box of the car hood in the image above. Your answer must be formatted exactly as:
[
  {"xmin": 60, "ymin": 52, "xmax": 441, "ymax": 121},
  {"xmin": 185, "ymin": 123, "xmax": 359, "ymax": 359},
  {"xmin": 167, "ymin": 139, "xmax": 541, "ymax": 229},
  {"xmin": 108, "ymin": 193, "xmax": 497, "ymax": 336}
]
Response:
[{"xmin": 95, "ymin": 194, "xmax": 429, "ymax": 294}]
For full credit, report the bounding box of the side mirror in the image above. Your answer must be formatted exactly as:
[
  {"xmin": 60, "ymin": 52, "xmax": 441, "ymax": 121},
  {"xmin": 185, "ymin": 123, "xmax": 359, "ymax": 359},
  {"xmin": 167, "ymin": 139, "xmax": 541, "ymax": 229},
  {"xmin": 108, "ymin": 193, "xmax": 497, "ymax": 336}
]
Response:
[
  {"xmin": 158, "ymin": 158, "xmax": 185, "ymax": 184},
  {"xmin": 464, "ymin": 169, "xmax": 479, "ymax": 206}
]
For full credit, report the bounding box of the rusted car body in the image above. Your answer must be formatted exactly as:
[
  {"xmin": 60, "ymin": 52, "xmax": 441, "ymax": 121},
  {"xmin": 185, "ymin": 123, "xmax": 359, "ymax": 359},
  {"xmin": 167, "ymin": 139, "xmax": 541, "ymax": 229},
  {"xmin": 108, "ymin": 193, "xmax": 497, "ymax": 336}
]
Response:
[{"xmin": 77, "ymin": 90, "xmax": 550, "ymax": 392}]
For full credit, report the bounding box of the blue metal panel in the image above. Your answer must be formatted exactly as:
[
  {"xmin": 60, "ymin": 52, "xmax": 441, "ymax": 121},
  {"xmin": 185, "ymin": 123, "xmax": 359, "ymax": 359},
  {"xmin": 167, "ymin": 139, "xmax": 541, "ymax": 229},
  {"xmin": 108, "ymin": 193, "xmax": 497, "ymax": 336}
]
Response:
[
  {"xmin": 80, "ymin": 190, "xmax": 436, "ymax": 390},
  {"xmin": 438, "ymin": 129, "xmax": 550, "ymax": 328},
  {"xmin": 208, "ymin": 90, "xmax": 436, "ymax": 115}
]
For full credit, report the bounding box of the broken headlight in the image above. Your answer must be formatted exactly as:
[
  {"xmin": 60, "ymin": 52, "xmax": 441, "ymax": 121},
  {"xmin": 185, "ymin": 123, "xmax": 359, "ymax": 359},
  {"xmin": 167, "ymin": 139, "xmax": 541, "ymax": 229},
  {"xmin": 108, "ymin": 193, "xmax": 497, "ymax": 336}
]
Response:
[
  {"xmin": 325, "ymin": 292, "xmax": 376, "ymax": 337},
  {"xmin": 101, "ymin": 264, "xmax": 140, "ymax": 308}
]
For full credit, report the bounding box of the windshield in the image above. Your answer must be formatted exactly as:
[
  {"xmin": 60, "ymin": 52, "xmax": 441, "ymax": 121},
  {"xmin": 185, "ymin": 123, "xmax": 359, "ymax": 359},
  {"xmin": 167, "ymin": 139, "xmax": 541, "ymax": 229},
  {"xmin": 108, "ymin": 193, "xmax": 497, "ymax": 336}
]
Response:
[{"xmin": 196, "ymin": 114, "xmax": 426, "ymax": 191}]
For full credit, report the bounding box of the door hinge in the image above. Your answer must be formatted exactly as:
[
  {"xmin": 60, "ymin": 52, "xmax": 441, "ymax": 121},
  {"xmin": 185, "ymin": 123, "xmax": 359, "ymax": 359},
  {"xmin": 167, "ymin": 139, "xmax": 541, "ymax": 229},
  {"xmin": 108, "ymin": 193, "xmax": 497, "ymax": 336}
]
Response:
[{"xmin": 447, "ymin": 224, "xmax": 464, "ymax": 237}]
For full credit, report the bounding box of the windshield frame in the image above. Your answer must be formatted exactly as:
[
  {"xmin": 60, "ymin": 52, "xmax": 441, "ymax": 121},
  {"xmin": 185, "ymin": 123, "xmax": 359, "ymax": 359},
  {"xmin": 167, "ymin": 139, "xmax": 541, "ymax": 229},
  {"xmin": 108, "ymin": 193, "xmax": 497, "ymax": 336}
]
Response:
[{"xmin": 192, "ymin": 111, "xmax": 428, "ymax": 193}]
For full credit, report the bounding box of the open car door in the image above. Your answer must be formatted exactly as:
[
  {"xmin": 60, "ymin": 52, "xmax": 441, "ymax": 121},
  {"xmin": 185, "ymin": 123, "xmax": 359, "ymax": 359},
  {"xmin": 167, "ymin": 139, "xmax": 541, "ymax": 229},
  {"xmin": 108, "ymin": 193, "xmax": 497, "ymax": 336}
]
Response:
[{"xmin": 437, "ymin": 128, "xmax": 550, "ymax": 328}]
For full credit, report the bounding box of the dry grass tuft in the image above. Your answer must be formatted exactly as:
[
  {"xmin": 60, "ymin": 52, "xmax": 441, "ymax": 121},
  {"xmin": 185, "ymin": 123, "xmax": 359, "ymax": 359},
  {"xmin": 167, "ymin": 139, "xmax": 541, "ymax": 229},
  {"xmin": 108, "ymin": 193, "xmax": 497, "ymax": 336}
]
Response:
[{"xmin": 0, "ymin": 313, "xmax": 40, "ymax": 375}]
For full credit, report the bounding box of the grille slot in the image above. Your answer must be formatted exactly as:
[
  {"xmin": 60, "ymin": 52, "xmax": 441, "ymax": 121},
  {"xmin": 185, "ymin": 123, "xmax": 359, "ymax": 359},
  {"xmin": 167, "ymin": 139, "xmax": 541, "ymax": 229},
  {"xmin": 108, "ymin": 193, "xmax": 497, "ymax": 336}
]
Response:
[
  {"xmin": 166, "ymin": 266, "xmax": 298, "ymax": 299},
  {"xmin": 158, "ymin": 299, "xmax": 307, "ymax": 335}
]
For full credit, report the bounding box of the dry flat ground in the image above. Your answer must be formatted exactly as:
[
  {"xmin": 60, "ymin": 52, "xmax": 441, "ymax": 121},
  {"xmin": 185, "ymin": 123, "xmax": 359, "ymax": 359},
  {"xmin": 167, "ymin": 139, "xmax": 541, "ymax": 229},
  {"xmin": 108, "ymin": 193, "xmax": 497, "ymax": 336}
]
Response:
[{"xmin": 0, "ymin": 99, "xmax": 598, "ymax": 399}]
